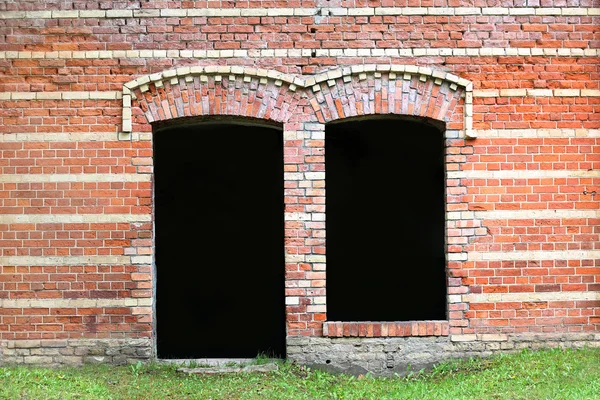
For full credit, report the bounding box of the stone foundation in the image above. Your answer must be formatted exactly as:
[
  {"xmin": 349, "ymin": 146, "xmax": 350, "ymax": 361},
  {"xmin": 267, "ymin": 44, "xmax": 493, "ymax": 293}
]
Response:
[
  {"xmin": 287, "ymin": 333, "xmax": 600, "ymax": 376},
  {"xmin": 3, "ymin": 334, "xmax": 600, "ymax": 374},
  {"xmin": 0, "ymin": 339, "xmax": 153, "ymax": 366}
]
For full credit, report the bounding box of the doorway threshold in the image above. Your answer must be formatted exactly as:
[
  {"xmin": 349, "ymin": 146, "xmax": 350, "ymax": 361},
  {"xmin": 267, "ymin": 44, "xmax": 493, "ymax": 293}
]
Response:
[{"xmin": 158, "ymin": 358, "xmax": 282, "ymax": 368}]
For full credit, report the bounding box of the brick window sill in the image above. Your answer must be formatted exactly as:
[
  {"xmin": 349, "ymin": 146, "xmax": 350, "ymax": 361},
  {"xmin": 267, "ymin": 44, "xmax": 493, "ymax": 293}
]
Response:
[{"xmin": 323, "ymin": 321, "xmax": 449, "ymax": 338}]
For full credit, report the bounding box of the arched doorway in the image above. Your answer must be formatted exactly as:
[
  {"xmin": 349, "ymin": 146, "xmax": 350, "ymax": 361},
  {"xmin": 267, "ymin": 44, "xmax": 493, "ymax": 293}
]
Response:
[{"xmin": 154, "ymin": 119, "xmax": 286, "ymax": 359}]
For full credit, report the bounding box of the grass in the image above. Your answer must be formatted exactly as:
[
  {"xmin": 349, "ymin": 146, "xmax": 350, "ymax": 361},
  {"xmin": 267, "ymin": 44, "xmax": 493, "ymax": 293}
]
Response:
[{"xmin": 1, "ymin": 347, "xmax": 600, "ymax": 399}]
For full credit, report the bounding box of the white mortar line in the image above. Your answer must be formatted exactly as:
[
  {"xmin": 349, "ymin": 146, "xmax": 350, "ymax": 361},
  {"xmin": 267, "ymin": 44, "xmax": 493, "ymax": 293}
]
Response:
[
  {"xmin": 0, "ymin": 298, "xmax": 152, "ymax": 308},
  {"xmin": 448, "ymin": 170, "xmax": 600, "ymax": 179},
  {"xmin": 0, "ymin": 91, "xmax": 122, "ymax": 100},
  {"xmin": 463, "ymin": 291, "xmax": 600, "ymax": 304},
  {"xmin": 0, "ymin": 7, "xmax": 597, "ymax": 19},
  {"xmin": 0, "ymin": 256, "xmax": 132, "ymax": 266},
  {"xmin": 0, "ymin": 133, "xmax": 127, "ymax": 142},
  {"xmin": 0, "ymin": 48, "xmax": 597, "ymax": 60},
  {"xmin": 0, "ymin": 173, "xmax": 151, "ymax": 183},
  {"xmin": 472, "ymin": 210, "xmax": 600, "ymax": 220},
  {"xmin": 474, "ymin": 89, "xmax": 600, "ymax": 97},
  {"xmin": 1, "ymin": 214, "xmax": 152, "ymax": 224},
  {"xmin": 467, "ymin": 250, "xmax": 600, "ymax": 261},
  {"xmin": 474, "ymin": 129, "xmax": 600, "ymax": 138}
]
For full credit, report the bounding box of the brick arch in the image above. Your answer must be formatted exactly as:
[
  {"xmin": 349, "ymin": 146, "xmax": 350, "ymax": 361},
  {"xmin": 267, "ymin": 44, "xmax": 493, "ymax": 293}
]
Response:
[
  {"xmin": 305, "ymin": 65, "xmax": 474, "ymax": 138},
  {"xmin": 121, "ymin": 65, "xmax": 474, "ymax": 138},
  {"xmin": 121, "ymin": 66, "xmax": 303, "ymax": 133}
]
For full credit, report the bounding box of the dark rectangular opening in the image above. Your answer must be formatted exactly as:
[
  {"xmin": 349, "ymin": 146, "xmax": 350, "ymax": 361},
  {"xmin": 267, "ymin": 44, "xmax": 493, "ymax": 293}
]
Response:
[
  {"xmin": 154, "ymin": 121, "xmax": 285, "ymax": 359},
  {"xmin": 325, "ymin": 117, "xmax": 447, "ymax": 322}
]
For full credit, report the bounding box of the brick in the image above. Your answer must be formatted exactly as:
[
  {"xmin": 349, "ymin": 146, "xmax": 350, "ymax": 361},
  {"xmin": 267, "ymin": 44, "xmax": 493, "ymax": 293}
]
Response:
[
  {"xmin": 133, "ymin": 10, "xmax": 160, "ymax": 17},
  {"xmin": 536, "ymin": 8, "xmax": 561, "ymax": 15},
  {"xmin": 499, "ymin": 89, "xmax": 527, "ymax": 97},
  {"xmin": 1, "ymin": 0, "xmax": 597, "ymax": 369},
  {"xmin": 451, "ymin": 334, "xmax": 477, "ymax": 342},
  {"xmin": 160, "ymin": 9, "xmax": 186, "ymax": 17},
  {"xmin": 348, "ymin": 8, "xmax": 374, "ymax": 15},
  {"xmin": 51, "ymin": 10, "xmax": 78, "ymax": 18},
  {"xmin": 106, "ymin": 10, "xmax": 133, "ymax": 18},
  {"xmin": 13, "ymin": 340, "xmax": 41, "ymax": 349},
  {"xmin": 554, "ymin": 89, "xmax": 580, "ymax": 97},
  {"xmin": 479, "ymin": 334, "xmax": 508, "ymax": 342}
]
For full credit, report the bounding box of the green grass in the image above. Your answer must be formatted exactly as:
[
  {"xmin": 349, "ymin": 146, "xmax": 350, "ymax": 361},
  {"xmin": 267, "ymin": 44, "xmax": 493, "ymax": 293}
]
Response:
[{"xmin": 1, "ymin": 348, "xmax": 599, "ymax": 399}]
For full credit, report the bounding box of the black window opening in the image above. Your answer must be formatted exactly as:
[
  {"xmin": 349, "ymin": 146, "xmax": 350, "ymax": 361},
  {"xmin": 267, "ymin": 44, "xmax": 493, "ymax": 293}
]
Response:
[
  {"xmin": 325, "ymin": 117, "xmax": 447, "ymax": 322},
  {"xmin": 154, "ymin": 120, "xmax": 286, "ymax": 359}
]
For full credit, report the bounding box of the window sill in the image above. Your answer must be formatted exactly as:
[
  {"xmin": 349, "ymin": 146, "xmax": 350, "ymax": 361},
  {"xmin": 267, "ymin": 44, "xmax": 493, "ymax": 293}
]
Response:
[{"xmin": 323, "ymin": 321, "xmax": 449, "ymax": 338}]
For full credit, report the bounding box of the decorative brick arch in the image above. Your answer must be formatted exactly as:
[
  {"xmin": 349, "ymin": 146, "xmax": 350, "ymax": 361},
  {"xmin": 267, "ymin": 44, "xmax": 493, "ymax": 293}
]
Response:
[
  {"xmin": 119, "ymin": 64, "xmax": 479, "ymax": 340},
  {"xmin": 305, "ymin": 65, "xmax": 473, "ymax": 137},
  {"xmin": 121, "ymin": 66, "xmax": 303, "ymax": 133},
  {"xmin": 122, "ymin": 65, "xmax": 475, "ymax": 138}
]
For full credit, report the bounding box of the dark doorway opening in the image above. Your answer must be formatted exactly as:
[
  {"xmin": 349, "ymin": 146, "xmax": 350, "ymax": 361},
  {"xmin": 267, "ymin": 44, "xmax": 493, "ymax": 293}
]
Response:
[
  {"xmin": 154, "ymin": 120, "xmax": 286, "ymax": 359},
  {"xmin": 325, "ymin": 117, "xmax": 447, "ymax": 322}
]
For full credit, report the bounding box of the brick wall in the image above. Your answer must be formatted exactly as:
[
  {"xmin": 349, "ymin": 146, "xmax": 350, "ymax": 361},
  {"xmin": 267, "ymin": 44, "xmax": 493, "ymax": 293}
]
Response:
[{"xmin": 0, "ymin": 0, "xmax": 598, "ymax": 371}]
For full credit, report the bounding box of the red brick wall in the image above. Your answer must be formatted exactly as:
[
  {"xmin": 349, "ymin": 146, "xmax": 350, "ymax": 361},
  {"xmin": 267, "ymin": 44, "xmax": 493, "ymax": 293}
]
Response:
[{"xmin": 0, "ymin": 0, "xmax": 599, "ymax": 362}]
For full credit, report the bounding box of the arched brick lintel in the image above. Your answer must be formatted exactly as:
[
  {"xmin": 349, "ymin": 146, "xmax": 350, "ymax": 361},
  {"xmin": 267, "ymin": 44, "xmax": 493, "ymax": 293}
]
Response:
[
  {"xmin": 123, "ymin": 67, "xmax": 302, "ymax": 132},
  {"xmin": 306, "ymin": 66, "xmax": 472, "ymax": 138},
  {"xmin": 122, "ymin": 65, "xmax": 474, "ymax": 138}
]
